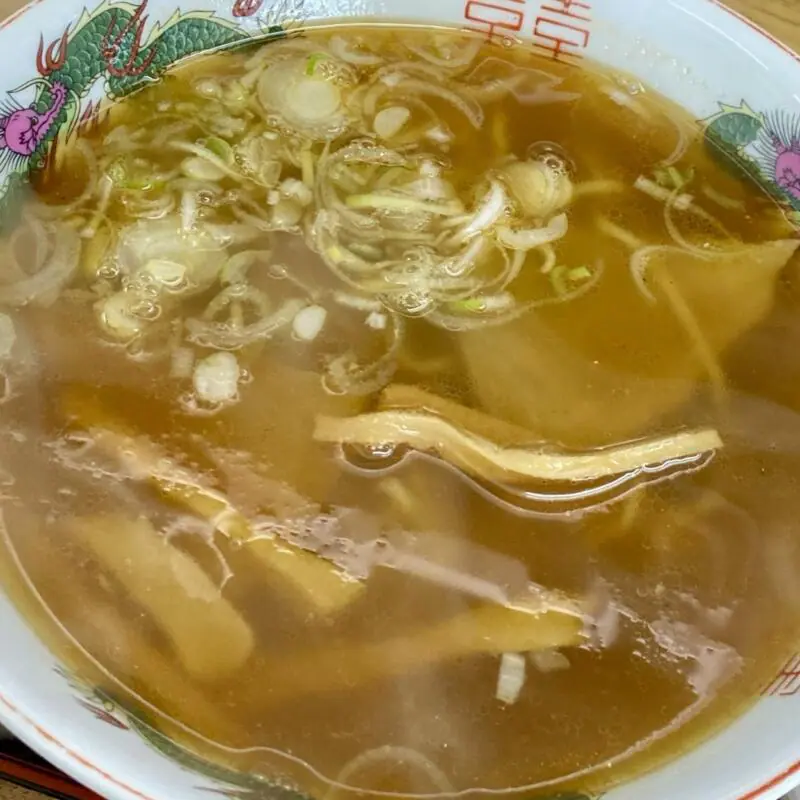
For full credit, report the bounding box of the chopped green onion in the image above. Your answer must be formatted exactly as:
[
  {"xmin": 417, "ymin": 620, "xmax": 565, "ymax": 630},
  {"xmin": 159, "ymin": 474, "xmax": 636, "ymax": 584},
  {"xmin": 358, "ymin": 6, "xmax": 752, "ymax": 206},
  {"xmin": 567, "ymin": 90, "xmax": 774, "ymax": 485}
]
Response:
[
  {"xmin": 450, "ymin": 298, "xmax": 485, "ymax": 313},
  {"xmin": 106, "ymin": 158, "xmax": 161, "ymax": 192},
  {"xmin": 568, "ymin": 265, "xmax": 591, "ymax": 282},
  {"xmin": 305, "ymin": 52, "xmax": 328, "ymax": 76},
  {"xmin": 205, "ymin": 136, "xmax": 234, "ymax": 164},
  {"xmin": 667, "ymin": 166, "xmax": 685, "ymax": 190},
  {"xmin": 654, "ymin": 165, "xmax": 695, "ymax": 191},
  {"xmin": 448, "ymin": 294, "xmax": 515, "ymax": 314},
  {"xmin": 108, "ymin": 158, "xmax": 127, "ymax": 186},
  {"xmin": 550, "ymin": 265, "xmax": 591, "ymax": 296}
]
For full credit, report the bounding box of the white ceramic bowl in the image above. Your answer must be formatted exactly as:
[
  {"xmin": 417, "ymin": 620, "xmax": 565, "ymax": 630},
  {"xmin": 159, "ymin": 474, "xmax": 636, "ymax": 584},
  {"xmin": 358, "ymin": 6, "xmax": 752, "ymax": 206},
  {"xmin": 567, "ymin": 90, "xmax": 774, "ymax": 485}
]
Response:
[{"xmin": 0, "ymin": 1, "xmax": 799, "ymax": 798}]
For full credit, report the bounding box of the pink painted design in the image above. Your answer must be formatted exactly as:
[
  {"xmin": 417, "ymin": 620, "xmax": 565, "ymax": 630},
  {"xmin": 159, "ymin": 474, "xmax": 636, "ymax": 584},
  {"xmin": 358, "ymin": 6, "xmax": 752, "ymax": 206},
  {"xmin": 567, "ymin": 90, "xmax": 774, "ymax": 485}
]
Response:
[
  {"xmin": 37, "ymin": 28, "xmax": 69, "ymax": 76},
  {"xmin": 0, "ymin": 81, "xmax": 67, "ymax": 157},
  {"xmin": 0, "ymin": 690, "xmax": 160, "ymax": 800},
  {"xmin": 77, "ymin": 699, "xmax": 130, "ymax": 730},
  {"xmin": 100, "ymin": 0, "xmax": 158, "ymax": 79},
  {"xmin": 760, "ymin": 652, "xmax": 800, "ymax": 697},
  {"xmin": 773, "ymin": 135, "xmax": 800, "ymax": 200},
  {"xmin": 232, "ymin": 0, "xmax": 265, "ymax": 17}
]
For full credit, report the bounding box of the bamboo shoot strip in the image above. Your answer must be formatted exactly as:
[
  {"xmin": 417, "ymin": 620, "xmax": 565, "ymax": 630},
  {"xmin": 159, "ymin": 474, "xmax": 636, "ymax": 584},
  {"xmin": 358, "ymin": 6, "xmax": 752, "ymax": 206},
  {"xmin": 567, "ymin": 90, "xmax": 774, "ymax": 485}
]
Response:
[
  {"xmin": 60, "ymin": 388, "xmax": 366, "ymax": 615},
  {"xmin": 248, "ymin": 601, "xmax": 585, "ymax": 709},
  {"xmin": 315, "ymin": 410, "xmax": 722, "ymax": 483},
  {"xmin": 65, "ymin": 515, "xmax": 254, "ymax": 681}
]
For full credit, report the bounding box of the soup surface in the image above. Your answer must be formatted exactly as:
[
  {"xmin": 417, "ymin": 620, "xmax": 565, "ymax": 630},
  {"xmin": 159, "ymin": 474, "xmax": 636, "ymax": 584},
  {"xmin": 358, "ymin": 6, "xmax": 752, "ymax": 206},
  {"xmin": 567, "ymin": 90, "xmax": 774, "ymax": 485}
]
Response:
[{"xmin": 1, "ymin": 22, "xmax": 800, "ymax": 799}]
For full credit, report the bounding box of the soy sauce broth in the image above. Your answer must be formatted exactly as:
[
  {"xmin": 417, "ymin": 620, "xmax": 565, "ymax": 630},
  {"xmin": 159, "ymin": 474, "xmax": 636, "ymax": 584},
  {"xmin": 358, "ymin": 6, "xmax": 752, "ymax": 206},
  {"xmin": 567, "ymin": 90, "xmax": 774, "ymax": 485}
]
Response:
[{"xmin": 0, "ymin": 22, "xmax": 798, "ymax": 800}]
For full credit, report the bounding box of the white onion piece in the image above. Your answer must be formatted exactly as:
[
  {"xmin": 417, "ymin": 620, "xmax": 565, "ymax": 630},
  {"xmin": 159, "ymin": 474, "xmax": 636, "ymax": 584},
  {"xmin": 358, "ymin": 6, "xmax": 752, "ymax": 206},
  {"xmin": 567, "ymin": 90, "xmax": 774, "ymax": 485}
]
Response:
[
  {"xmin": 200, "ymin": 223, "xmax": 263, "ymax": 248},
  {"xmin": 193, "ymin": 352, "xmax": 240, "ymax": 405},
  {"xmin": 345, "ymin": 193, "xmax": 460, "ymax": 215},
  {"xmin": 97, "ymin": 292, "xmax": 146, "ymax": 341},
  {"xmin": 257, "ymin": 60, "xmax": 351, "ymax": 141},
  {"xmin": 171, "ymin": 142, "xmax": 245, "ymax": 183},
  {"xmin": 323, "ymin": 314, "xmax": 403, "ymax": 396},
  {"xmin": 280, "ymin": 178, "xmax": 313, "ymax": 207},
  {"xmin": 628, "ymin": 245, "xmax": 664, "ymax": 303},
  {"xmin": 373, "ymin": 106, "xmax": 411, "ymax": 139},
  {"xmin": 181, "ymin": 157, "xmax": 226, "ymax": 182},
  {"xmin": 449, "ymin": 180, "xmax": 507, "ymax": 245},
  {"xmin": 220, "ymin": 250, "xmax": 272, "ymax": 285},
  {"xmin": 293, "ymin": 305, "xmax": 327, "ymax": 341},
  {"xmin": 501, "ymin": 159, "xmax": 573, "ymax": 219},
  {"xmin": 142, "ymin": 259, "xmax": 187, "ymax": 292},
  {"xmin": 117, "ymin": 217, "xmax": 228, "ymax": 294},
  {"xmin": 442, "ymin": 236, "xmax": 486, "ymax": 277},
  {"xmin": 496, "ymin": 212, "xmax": 568, "ymax": 250},
  {"xmin": 426, "ymin": 125, "xmax": 453, "ymax": 144},
  {"xmin": 661, "ymin": 119, "xmax": 691, "ymax": 167},
  {"xmin": 329, "ymin": 35, "xmax": 383, "ymax": 66},
  {"xmin": 367, "ymin": 74, "xmax": 484, "ymax": 128},
  {"xmin": 180, "ymin": 191, "xmax": 197, "ymax": 232},
  {"xmin": 332, "ymin": 291, "xmax": 383, "ymax": 312},
  {"xmin": 288, "ymin": 77, "xmax": 342, "ymax": 122},
  {"xmin": 366, "ymin": 311, "xmax": 387, "ymax": 330},
  {"xmin": 186, "ymin": 298, "xmax": 306, "ymax": 350},
  {"xmin": 539, "ymin": 243, "xmax": 557, "ymax": 274},
  {"xmin": 496, "ymin": 652, "xmax": 526, "ymax": 705},
  {"xmin": 405, "ymin": 36, "xmax": 483, "ymax": 72},
  {"xmin": 194, "ymin": 78, "xmax": 222, "ymax": 99},
  {"xmin": 396, "ymin": 79, "xmax": 484, "ymax": 128},
  {"xmin": 271, "ymin": 199, "xmax": 303, "ymax": 229},
  {"xmin": 0, "ymin": 224, "xmax": 80, "ymax": 308}
]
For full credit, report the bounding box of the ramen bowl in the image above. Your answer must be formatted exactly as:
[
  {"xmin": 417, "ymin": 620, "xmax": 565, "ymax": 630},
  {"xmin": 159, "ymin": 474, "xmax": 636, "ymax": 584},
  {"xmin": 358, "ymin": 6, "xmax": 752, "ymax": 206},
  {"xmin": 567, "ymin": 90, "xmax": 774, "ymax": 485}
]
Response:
[{"xmin": 0, "ymin": 0, "xmax": 798, "ymax": 799}]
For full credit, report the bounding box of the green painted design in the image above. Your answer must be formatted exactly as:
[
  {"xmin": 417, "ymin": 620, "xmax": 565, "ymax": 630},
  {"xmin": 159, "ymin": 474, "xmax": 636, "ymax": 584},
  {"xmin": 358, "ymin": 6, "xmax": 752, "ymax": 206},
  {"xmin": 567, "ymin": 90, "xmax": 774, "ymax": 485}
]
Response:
[
  {"xmin": 54, "ymin": 664, "xmax": 315, "ymax": 798},
  {"xmin": 126, "ymin": 714, "xmax": 310, "ymax": 800},
  {"xmin": 0, "ymin": 0, "xmax": 287, "ymax": 227},
  {"xmin": 703, "ymin": 101, "xmax": 764, "ymax": 150},
  {"xmin": 55, "ymin": 666, "xmax": 605, "ymax": 800},
  {"xmin": 701, "ymin": 100, "xmax": 800, "ymax": 222},
  {"xmin": 702, "ymin": 101, "xmax": 764, "ymax": 180},
  {"xmin": 45, "ymin": 4, "xmax": 247, "ymax": 99}
]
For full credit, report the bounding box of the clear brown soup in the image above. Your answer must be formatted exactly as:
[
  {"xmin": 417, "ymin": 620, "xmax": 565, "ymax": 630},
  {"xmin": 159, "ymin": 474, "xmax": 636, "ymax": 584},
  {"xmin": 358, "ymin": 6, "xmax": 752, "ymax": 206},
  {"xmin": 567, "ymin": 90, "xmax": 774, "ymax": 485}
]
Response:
[{"xmin": 0, "ymin": 22, "xmax": 799, "ymax": 800}]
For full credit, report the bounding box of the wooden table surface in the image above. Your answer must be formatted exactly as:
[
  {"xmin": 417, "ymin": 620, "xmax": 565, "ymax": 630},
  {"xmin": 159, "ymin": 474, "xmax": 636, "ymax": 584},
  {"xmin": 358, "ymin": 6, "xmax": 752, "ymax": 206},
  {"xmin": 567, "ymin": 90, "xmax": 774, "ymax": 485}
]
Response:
[
  {"xmin": 725, "ymin": 0, "xmax": 800, "ymax": 52},
  {"xmin": 0, "ymin": 0, "xmax": 796, "ymax": 797}
]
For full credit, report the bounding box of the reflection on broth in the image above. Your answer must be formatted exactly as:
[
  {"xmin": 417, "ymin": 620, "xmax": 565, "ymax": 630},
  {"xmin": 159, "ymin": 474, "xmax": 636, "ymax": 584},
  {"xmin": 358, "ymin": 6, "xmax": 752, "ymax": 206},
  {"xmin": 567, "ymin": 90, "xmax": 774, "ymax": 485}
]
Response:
[{"xmin": 0, "ymin": 22, "xmax": 799, "ymax": 800}]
